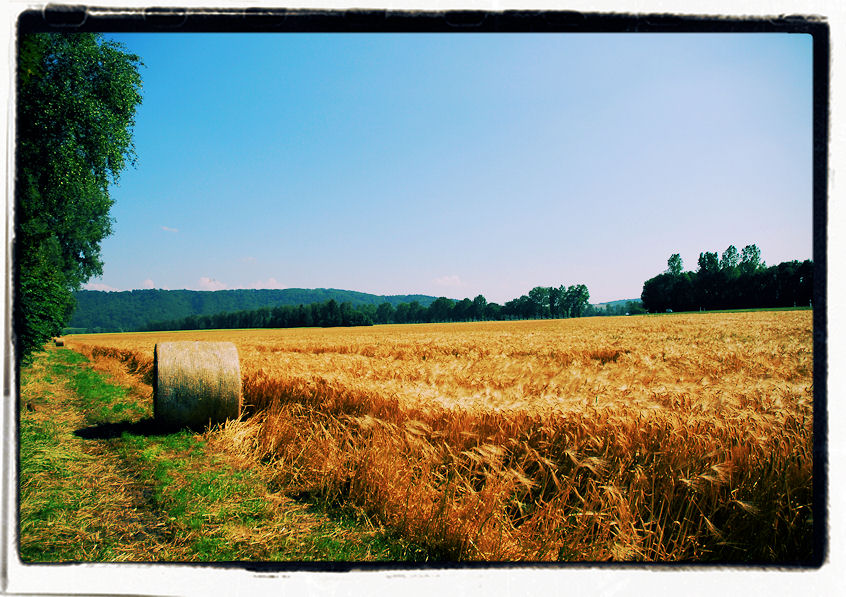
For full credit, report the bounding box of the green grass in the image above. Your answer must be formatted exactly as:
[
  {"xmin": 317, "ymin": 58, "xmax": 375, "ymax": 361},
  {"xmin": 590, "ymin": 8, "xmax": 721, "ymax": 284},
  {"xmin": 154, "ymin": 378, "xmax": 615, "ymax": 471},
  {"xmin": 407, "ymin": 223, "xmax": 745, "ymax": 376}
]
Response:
[
  {"xmin": 19, "ymin": 346, "xmax": 433, "ymax": 562},
  {"xmin": 58, "ymin": 351, "xmax": 149, "ymax": 424},
  {"xmin": 648, "ymin": 306, "xmax": 812, "ymax": 316},
  {"xmin": 19, "ymin": 350, "xmax": 126, "ymax": 561},
  {"xmin": 112, "ymin": 430, "xmax": 273, "ymax": 561}
]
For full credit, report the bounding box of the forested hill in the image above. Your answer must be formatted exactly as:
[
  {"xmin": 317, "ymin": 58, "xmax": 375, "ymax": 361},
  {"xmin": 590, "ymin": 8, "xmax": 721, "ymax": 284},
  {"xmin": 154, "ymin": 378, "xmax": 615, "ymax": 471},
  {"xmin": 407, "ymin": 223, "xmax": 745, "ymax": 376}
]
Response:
[{"xmin": 67, "ymin": 288, "xmax": 438, "ymax": 332}]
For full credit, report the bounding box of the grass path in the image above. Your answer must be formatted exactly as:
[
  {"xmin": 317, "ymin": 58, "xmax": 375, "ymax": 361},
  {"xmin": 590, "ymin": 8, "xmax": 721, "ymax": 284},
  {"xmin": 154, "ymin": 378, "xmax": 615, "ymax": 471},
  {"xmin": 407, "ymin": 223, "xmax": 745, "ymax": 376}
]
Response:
[{"xmin": 19, "ymin": 347, "xmax": 424, "ymax": 562}]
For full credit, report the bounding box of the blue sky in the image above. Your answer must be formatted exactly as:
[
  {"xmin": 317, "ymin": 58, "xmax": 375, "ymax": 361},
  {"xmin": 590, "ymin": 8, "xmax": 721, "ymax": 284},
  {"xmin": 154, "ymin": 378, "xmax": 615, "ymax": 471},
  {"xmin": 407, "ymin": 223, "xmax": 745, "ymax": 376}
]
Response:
[{"xmin": 86, "ymin": 32, "xmax": 813, "ymax": 304}]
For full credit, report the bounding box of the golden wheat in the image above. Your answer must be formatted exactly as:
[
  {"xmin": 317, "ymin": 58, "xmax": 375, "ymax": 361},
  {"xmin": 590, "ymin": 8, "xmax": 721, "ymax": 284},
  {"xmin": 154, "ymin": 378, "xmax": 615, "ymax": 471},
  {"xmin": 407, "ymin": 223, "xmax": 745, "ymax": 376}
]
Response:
[{"xmin": 65, "ymin": 311, "xmax": 814, "ymax": 561}]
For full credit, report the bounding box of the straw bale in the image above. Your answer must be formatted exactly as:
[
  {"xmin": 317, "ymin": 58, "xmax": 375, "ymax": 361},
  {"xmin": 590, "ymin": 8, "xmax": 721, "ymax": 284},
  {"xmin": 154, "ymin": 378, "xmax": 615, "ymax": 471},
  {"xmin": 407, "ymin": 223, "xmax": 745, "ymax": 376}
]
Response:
[
  {"xmin": 53, "ymin": 338, "xmax": 64, "ymax": 346},
  {"xmin": 154, "ymin": 341, "xmax": 242, "ymax": 429}
]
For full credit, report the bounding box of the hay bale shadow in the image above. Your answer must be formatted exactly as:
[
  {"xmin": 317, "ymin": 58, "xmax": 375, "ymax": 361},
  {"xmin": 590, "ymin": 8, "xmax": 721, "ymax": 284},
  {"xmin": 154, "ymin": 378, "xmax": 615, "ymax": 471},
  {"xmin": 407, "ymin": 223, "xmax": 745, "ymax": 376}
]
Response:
[
  {"xmin": 74, "ymin": 418, "xmax": 169, "ymax": 439},
  {"xmin": 74, "ymin": 416, "xmax": 227, "ymax": 439}
]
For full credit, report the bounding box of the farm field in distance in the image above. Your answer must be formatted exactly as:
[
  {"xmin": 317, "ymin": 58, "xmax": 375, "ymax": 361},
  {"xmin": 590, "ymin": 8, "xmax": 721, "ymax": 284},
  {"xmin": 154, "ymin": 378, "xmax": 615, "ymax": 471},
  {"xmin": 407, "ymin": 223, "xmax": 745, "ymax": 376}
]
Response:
[{"xmin": 61, "ymin": 310, "xmax": 814, "ymax": 562}]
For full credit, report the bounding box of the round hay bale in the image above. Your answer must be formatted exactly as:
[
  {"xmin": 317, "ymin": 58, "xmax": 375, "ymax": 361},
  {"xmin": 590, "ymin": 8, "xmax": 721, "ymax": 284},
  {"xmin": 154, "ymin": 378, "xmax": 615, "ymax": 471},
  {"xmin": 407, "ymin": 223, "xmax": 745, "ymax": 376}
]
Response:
[
  {"xmin": 53, "ymin": 337, "xmax": 64, "ymax": 346},
  {"xmin": 153, "ymin": 341, "xmax": 242, "ymax": 429}
]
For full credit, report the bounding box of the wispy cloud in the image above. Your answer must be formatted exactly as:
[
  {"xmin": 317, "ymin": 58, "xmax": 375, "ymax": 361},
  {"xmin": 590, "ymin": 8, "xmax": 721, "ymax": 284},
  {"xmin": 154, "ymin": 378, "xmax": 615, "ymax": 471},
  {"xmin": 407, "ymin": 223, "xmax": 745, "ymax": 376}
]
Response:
[
  {"xmin": 161, "ymin": 226, "xmax": 179, "ymax": 233},
  {"xmin": 84, "ymin": 282, "xmax": 120, "ymax": 292},
  {"xmin": 241, "ymin": 256, "xmax": 256, "ymax": 263},
  {"xmin": 143, "ymin": 278, "xmax": 155, "ymax": 289},
  {"xmin": 198, "ymin": 277, "xmax": 228, "ymax": 291},
  {"xmin": 434, "ymin": 275, "xmax": 462, "ymax": 287},
  {"xmin": 248, "ymin": 277, "xmax": 284, "ymax": 289}
]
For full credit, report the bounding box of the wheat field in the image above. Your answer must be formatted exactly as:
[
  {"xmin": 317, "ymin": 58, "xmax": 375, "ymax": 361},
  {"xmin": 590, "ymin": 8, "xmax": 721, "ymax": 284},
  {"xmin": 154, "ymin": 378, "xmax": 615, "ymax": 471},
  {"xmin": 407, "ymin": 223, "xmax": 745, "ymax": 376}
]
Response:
[{"xmin": 65, "ymin": 310, "xmax": 815, "ymax": 562}]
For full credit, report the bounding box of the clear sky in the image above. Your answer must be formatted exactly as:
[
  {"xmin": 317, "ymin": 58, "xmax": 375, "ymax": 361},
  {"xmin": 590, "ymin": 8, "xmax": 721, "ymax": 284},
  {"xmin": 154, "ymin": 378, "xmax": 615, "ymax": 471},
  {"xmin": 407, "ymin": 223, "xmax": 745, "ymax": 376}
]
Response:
[{"xmin": 86, "ymin": 32, "xmax": 813, "ymax": 304}]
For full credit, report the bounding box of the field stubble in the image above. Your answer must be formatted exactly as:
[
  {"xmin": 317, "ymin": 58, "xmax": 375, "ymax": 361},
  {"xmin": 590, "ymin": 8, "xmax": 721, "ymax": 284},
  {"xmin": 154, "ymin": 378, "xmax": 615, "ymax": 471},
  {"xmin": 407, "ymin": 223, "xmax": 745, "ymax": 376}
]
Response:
[{"xmin": 66, "ymin": 311, "xmax": 814, "ymax": 562}]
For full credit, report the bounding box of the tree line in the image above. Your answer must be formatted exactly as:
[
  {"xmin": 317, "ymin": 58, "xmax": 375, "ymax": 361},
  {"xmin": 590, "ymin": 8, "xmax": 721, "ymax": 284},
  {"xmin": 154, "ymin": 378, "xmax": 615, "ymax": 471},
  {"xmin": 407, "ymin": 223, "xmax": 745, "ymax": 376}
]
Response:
[
  {"xmin": 143, "ymin": 299, "xmax": 373, "ymax": 331},
  {"xmin": 641, "ymin": 244, "xmax": 813, "ymax": 313},
  {"xmin": 15, "ymin": 33, "xmax": 143, "ymax": 361},
  {"xmin": 141, "ymin": 284, "xmax": 594, "ymax": 332},
  {"xmin": 68, "ymin": 288, "xmax": 437, "ymax": 332}
]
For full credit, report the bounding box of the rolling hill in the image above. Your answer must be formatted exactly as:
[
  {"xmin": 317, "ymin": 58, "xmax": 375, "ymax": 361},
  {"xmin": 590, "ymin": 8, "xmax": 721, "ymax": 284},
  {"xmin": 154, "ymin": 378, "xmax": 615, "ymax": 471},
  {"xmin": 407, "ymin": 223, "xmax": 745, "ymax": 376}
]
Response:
[{"xmin": 67, "ymin": 288, "xmax": 439, "ymax": 332}]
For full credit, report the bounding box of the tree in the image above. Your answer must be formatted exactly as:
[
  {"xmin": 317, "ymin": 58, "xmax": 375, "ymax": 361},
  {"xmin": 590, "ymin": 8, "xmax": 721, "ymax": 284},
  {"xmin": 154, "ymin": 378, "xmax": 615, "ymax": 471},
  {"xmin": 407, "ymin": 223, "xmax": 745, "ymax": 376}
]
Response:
[
  {"xmin": 406, "ymin": 301, "xmax": 426, "ymax": 323},
  {"xmin": 394, "ymin": 303, "xmax": 410, "ymax": 324},
  {"xmin": 17, "ymin": 252, "xmax": 77, "ymax": 353},
  {"xmin": 15, "ymin": 33, "xmax": 143, "ymax": 361},
  {"xmin": 740, "ymin": 244, "xmax": 763, "ymax": 276},
  {"xmin": 528, "ymin": 286, "xmax": 550, "ymax": 318},
  {"xmin": 641, "ymin": 273, "xmax": 674, "ymax": 313},
  {"xmin": 484, "ymin": 302, "xmax": 502, "ymax": 320},
  {"xmin": 672, "ymin": 272, "xmax": 697, "ymax": 312},
  {"xmin": 375, "ymin": 302, "xmax": 395, "ymax": 324},
  {"xmin": 339, "ymin": 301, "xmax": 354, "ymax": 326},
  {"xmin": 696, "ymin": 252, "xmax": 720, "ymax": 310},
  {"xmin": 720, "ymin": 245, "xmax": 740, "ymax": 271},
  {"xmin": 666, "ymin": 253, "xmax": 683, "ymax": 276},
  {"xmin": 697, "ymin": 252, "xmax": 720, "ymax": 274},
  {"xmin": 642, "ymin": 243, "xmax": 812, "ymax": 312},
  {"xmin": 427, "ymin": 297, "xmax": 453, "ymax": 322},
  {"xmin": 566, "ymin": 284, "xmax": 590, "ymax": 318},
  {"xmin": 503, "ymin": 295, "xmax": 530, "ymax": 320},
  {"xmin": 321, "ymin": 299, "xmax": 342, "ymax": 326},
  {"xmin": 297, "ymin": 304, "xmax": 313, "ymax": 327},
  {"xmin": 450, "ymin": 298, "xmax": 470, "ymax": 321},
  {"xmin": 548, "ymin": 286, "xmax": 563, "ymax": 318},
  {"xmin": 471, "ymin": 295, "xmax": 487, "ymax": 321}
]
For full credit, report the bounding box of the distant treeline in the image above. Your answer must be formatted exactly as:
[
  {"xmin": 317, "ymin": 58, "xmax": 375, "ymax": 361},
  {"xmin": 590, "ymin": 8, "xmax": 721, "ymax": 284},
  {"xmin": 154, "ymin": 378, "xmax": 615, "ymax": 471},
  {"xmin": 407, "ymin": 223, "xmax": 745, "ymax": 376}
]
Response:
[
  {"xmin": 594, "ymin": 300, "xmax": 647, "ymax": 317},
  {"xmin": 140, "ymin": 284, "xmax": 598, "ymax": 332},
  {"xmin": 641, "ymin": 244, "xmax": 813, "ymax": 313},
  {"xmin": 68, "ymin": 288, "xmax": 438, "ymax": 332},
  {"xmin": 143, "ymin": 299, "xmax": 374, "ymax": 331}
]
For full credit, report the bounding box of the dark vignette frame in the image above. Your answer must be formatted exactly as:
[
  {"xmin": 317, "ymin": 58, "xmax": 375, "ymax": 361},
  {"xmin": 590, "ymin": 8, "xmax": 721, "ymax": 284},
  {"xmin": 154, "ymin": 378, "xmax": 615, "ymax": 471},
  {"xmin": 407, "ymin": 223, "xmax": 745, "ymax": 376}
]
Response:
[{"xmin": 10, "ymin": 4, "xmax": 829, "ymax": 575}]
